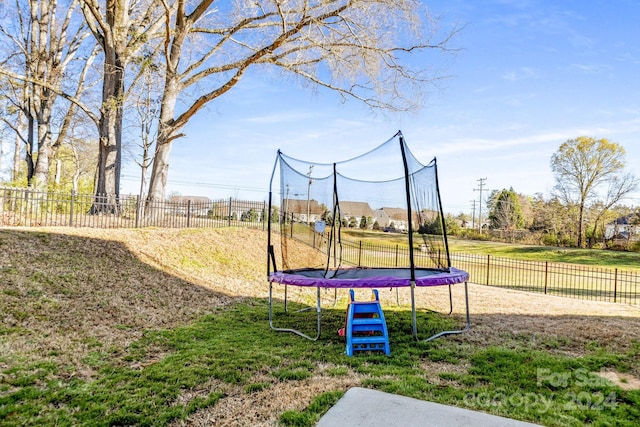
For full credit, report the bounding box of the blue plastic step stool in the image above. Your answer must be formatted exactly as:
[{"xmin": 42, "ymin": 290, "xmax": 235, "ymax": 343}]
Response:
[{"xmin": 345, "ymin": 289, "xmax": 390, "ymax": 356}]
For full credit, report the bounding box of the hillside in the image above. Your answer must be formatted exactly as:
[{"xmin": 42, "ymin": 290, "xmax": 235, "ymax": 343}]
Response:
[{"xmin": 0, "ymin": 228, "xmax": 260, "ymax": 371}]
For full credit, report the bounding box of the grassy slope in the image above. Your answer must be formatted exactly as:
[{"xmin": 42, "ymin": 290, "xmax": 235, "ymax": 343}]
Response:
[{"xmin": 1, "ymin": 227, "xmax": 639, "ymax": 426}]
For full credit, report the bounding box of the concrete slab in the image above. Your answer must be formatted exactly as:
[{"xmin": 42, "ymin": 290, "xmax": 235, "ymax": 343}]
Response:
[{"xmin": 316, "ymin": 387, "xmax": 541, "ymax": 427}]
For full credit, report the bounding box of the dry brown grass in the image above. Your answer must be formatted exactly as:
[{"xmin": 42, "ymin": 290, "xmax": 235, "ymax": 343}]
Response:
[
  {"xmin": 171, "ymin": 369, "xmax": 363, "ymax": 427},
  {"xmin": 1, "ymin": 226, "xmax": 639, "ymax": 426}
]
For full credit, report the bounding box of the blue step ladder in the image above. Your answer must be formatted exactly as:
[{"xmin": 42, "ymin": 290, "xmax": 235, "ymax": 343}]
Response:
[{"xmin": 345, "ymin": 289, "xmax": 390, "ymax": 356}]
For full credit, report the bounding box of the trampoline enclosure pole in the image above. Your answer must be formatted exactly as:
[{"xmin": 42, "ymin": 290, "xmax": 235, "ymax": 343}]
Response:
[
  {"xmin": 433, "ymin": 159, "xmax": 452, "ymax": 270},
  {"xmin": 398, "ymin": 133, "xmax": 416, "ymax": 282},
  {"xmin": 267, "ymin": 151, "xmax": 280, "ymax": 277}
]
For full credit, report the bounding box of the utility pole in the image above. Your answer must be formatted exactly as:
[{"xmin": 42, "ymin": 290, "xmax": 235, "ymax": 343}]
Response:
[
  {"xmin": 470, "ymin": 199, "xmax": 476, "ymax": 230},
  {"xmin": 474, "ymin": 178, "xmax": 488, "ymax": 233},
  {"xmin": 306, "ymin": 165, "xmax": 314, "ymax": 225}
]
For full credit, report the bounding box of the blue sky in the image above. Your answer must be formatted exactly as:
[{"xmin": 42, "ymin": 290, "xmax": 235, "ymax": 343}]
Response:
[{"xmin": 121, "ymin": 0, "xmax": 640, "ymax": 214}]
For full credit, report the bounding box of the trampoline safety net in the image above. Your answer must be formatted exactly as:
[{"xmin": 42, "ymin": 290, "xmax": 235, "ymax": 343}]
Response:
[{"xmin": 267, "ymin": 131, "xmax": 451, "ymax": 277}]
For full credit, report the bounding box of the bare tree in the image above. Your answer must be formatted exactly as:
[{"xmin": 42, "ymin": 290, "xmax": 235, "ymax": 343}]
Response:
[
  {"xmin": 0, "ymin": 0, "xmax": 94, "ymax": 189},
  {"xmin": 584, "ymin": 173, "xmax": 639, "ymax": 247},
  {"xmin": 146, "ymin": 0, "xmax": 461, "ymax": 202},
  {"xmin": 551, "ymin": 136, "xmax": 638, "ymax": 248},
  {"xmin": 0, "ymin": 78, "xmax": 25, "ymax": 182},
  {"xmin": 126, "ymin": 53, "xmax": 162, "ymax": 219},
  {"xmin": 78, "ymin": 0, "xmax": 167, "ymax": 212}
]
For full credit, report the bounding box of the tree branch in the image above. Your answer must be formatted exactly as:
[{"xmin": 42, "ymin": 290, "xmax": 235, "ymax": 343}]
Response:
[{"xmin": 0, "ymin": 67, "xmax": 99, "ymax": 125}]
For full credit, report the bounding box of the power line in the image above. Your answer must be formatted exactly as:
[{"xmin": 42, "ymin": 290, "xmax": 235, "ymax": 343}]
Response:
[{"xmin": 120, "ymin": 174, "xmax": 269, "ymax": 193}]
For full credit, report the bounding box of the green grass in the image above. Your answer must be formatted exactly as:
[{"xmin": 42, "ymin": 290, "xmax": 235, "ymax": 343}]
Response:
[{"xmin": 2, "ymin": 299, "xmax": 638, "ymax": 427}]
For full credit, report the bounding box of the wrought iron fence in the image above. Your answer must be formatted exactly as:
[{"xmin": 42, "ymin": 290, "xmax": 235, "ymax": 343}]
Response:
[
  {"xmin": 0, "ymin": 187, "xmax": 268, "ymax": 230},
  {"xmin": 286, "ymin": 231, "xmax": 639, "ymax": 305},
  {"xmin": 451, "ymin": 252, "xmax": 639, "ymax": 305}
]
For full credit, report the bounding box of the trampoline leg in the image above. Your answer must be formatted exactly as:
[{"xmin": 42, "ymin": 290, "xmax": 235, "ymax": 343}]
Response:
[
  {"xmin": 284, "ymin": 284, "xmax": 288, "ymax": 312},
  {"xmin": 268, "ymin": 282, "xmax": 321, "ymax": 341},
  {"xmin": 411, "ymin": 281, "xmax": 418, "ymax": 340},
  {"xmin": 423, "ymin": 281, "xmax": 471, "ymax": 342}
]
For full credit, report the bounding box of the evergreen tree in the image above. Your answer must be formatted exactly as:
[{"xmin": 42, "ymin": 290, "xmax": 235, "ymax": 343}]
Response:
[{"xmin": 488, "ymin": 188, "xmax": 525, "ymax": 229}]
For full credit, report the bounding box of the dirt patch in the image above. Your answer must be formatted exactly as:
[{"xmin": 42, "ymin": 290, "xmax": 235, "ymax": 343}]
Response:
[
  {"xmin": 170, "ymin": 369, "xmax": 363, "ymax": 427},
  {"xmin": 596, "ymin": 371, "xmax": 640, "ymax": 391}
]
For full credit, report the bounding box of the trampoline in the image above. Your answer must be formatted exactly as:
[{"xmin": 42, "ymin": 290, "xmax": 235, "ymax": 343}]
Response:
[
  {"xmin": 270, "ymin": 267, "xmax": 469, "ymax": 288},
  {"xmin": 266, "ymin": 131, "xmax": 470, "ymax": 342}
]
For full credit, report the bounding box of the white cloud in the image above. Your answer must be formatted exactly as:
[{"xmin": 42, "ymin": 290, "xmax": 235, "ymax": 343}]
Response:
[
  {"xmin": 502, "ymin": 67, "xmax": 540, "ymax": 81},
  {"xmin": 569, "ymin": 63, "xmax": 612, "ymax": 73}
]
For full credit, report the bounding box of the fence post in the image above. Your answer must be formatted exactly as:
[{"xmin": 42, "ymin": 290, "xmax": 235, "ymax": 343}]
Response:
[
  {"xmin": 614, "ymin": 268, "xmax": 618, "ymax": 303},
  {"xmin": 544, "ymin": 261, "xmax": 548, "ymax": 294},
  {"xmin": 358, "ymin": 241, "xmax": 362, "ymax": 266},
  {"xmin": 228, "ymin": 197, "xmax": 232, "ymax": 227},
  {"xmin": 187, "ymin": 200, "xmax": 191, "ymax": 228},
  {"xmin": 486, "ymin": 254, "xmax": 490, "ymax": 286},
  {"xmin": 395, "ymin": 244, "xmax": 399, "ymax": 267},
  {"xmin": 135, "ymin": 195, "xmax": 140, "ymax": 228},
  {"xmin": 69, "ymin": 190, "xmax": 75, "ymax": 227}
]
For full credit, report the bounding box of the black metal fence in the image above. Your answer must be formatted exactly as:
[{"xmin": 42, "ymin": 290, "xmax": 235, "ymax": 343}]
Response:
[
  {"xmin": 451, "ymin": 253, "xmax": 639, "ymax": 305},
  {"xmin": 286, "ymin": 231, "xmax": 639, "ymax": 305},
  {"xmin": 0, "ymin": 187, "xmax": 268, "ymax": 230}
]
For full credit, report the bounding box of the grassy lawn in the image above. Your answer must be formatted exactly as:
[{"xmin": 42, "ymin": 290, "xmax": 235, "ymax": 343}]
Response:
[
  {"xmin": 1, "ymin": 227, "xmax": 639, "ymax": 426},
  {"xmin": 2, "ymin": 300, "xmax": 639, "ymax": 426}
]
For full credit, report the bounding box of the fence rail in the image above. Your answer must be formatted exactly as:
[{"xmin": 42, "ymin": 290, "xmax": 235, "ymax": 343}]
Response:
[{"xmin": 0, "ymin": 187, "xmax": 268, "ymax": 230}]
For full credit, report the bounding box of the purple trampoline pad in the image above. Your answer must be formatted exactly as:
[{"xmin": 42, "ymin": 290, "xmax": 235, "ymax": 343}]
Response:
[{"xmin": 269, "ymin": 267, "xmax": 469, "ymax": 288}]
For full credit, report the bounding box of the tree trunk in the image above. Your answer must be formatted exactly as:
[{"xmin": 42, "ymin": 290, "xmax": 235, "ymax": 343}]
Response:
[
  {"xmin": 32, "ymin": 121, "xmax": 52, "ymax": 190},
  {"xmin": 577, "ymin": 203, "xmax": 584, "ymax": 248},
  {"xmin": 25, "ymin": 112, "xmax": 35, "ymax": 187},
  {"xmin": 91, "ymin": 101, "xmax": 122, "ymax": 213},
  {"xmin": 146, "ymin": 79, "xmax": 180, "ymax": 204},
  {"xmin": 144, "ymin": 124, "xmax": 172, "ymax": 221},
  {"xmin": 147, "ymin": 136, "xmax": 172, "ymax": 202},
  {"xmin": 13, "ymin": 116, "xmax": 22, "ymax": 182},
  {"xmin": 90, "ymin": 30, "xmax": 125, "ymax": 213}
]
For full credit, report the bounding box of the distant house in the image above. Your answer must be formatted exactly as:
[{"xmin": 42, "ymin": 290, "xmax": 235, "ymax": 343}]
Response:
[
  {"xmin": 230, "ymin": 200, "xmax": 266, "ymax": 222},
  {"xmin": 374, "ymin": 208, "xmax": 442, "ymax": 232},
  {"xmin": 168, "ymin": 195, "xmax": 211, "ymax": 204},
  {"xmin": 374, "ymin": 207, "xmax": 409, "ymax": 231},
  {"xmin": 605, "ymin": 214, "xmax": 640, "ymax": 240},
  {"xmin": 282, "ymin": 198, "xmax": 325, "ymax": 223},
  {"xmin": 206, "ymin": 199, "xmax": 265, "ymax": 221},
  {"xmin": 339, "ymin": 201, "xmax": 374, "ymax": 228},
  {"xmin": 168, "ymin": 195, "xmax": 212, "ymax": 216}
]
